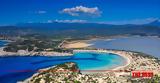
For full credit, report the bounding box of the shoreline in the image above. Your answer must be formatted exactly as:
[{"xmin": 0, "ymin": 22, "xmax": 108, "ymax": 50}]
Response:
[
  {"xmin": 1, "ymin": 48, "xmax": 160, "ymax": 82},
  {"xmin": 111, "ymin": 51, "xmax": 131, "ymax": 70},
  {"xmin": 0, "ymin": 46, "xmax": 131, "ymax": 71},
  {"xmin": 73, "ymin": 50, "xmax": 131, "ymax": 71},
  {"xmin": 0, "ymin": 38, "xmax": 159, "ymax": 73},
  {"xmin": 0, "ymin": 47, "xmax": 72, "ymax": 57}
]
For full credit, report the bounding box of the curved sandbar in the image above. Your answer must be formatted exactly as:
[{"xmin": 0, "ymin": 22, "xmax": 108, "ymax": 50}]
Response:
[{"xmin": 62, "ymin": 40, "xmax": 93, "ymax": 49}]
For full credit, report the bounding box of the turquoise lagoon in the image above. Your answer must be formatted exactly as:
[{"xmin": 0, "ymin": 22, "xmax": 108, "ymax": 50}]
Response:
[{"xmin": 0, "ymin": 40, "xmax": 126, "ymax": 83}]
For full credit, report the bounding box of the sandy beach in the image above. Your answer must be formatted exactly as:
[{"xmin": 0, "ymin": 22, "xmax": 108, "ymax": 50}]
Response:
[
  {"xmin": 111, "ymin": 51, "xmax": 132, "ymax": 70},
  {"xmin": 62, "ymin": 41, "xmax": 93, "ymax": 48},
  {"xmin": 62, "ymin": 39, "xmax": 132, "ymax": 70},
  {"xmin": 65, "ymin": 39, "xmax": 133, "ymax": 71}
]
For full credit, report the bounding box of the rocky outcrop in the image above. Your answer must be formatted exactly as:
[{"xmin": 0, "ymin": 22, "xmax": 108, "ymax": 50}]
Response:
[{"xmin": 22, "ymin": 62, "xmax": 97, "ymax": 83}]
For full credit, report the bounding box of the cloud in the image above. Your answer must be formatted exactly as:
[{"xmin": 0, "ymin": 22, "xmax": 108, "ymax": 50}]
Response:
[
  {"xmin": 36, "ymin": 11, "xmax": 47, "ymax": 14},
  {"xmin": 47, "ymin": 19, "xmax": 87, "ymax": 23},
  {"xmin": 60, "ymin": 6, "xmax": 101, "ymax": 17}
]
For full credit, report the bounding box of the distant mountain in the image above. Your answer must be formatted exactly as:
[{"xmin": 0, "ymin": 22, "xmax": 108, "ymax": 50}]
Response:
[
  {"xmin": 0, "ymin": 22, "xmax": 160, "ymax": 38},
  {"xmin": 146, "ymin": 20, "xmax": 160, "ymax": 26}
]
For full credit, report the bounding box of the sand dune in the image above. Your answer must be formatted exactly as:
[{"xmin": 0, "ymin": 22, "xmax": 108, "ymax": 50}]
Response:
[{"xmin": 63, "ymin": 42, "xmax": 93, "ymax": 48}]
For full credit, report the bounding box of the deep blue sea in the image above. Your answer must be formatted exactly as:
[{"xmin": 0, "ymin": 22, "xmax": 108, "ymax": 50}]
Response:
[
  {"xmin": 89, "ymin": 36, "xmax": 160, "ymax": 58},
  {"xmin": 0, "ymin": 40, "xmax": 125, "ymax": 83}
]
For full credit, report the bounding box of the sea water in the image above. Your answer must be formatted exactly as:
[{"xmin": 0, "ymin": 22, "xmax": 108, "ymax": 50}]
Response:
[{"xmin": 0, "ymin": 40, "xmax": 126, "ymax": 83}]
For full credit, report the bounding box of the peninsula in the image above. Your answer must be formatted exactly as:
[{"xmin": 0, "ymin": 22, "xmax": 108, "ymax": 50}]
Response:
[{"xmin": 0, "ymin": 35, "xmax": 160, "ymax": 83}]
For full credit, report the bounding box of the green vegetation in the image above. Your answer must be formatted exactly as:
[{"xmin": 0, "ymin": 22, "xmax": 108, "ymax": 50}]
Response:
[{"xmin": 3, "ymin": 34, "xmax": 72, "ymax": 53}]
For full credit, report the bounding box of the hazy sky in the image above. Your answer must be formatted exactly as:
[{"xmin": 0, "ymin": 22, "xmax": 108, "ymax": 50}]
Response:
[{"xmin": 0, "ymin": 0, "xmax": 160, "ymax": 25}]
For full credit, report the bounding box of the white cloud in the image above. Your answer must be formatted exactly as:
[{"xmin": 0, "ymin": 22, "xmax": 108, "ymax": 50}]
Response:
[
  {"xmin": 60, "ymin": 6, "xmax": 101, "ymax": 16},
  {"xmin": 53, "ymin": 19, "xmax": 87, "ymax": 23}
]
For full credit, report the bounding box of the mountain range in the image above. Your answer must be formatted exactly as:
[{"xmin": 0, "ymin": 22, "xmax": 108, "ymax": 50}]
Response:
[{"xmin": 0, "ymin": 20, "xmax": 160, "ymax": 38}]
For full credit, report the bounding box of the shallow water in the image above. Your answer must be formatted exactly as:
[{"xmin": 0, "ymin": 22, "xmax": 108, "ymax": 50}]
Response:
[{"xmin": 89, "ymin": 36, "xmax": 160, "ymax": 58}]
